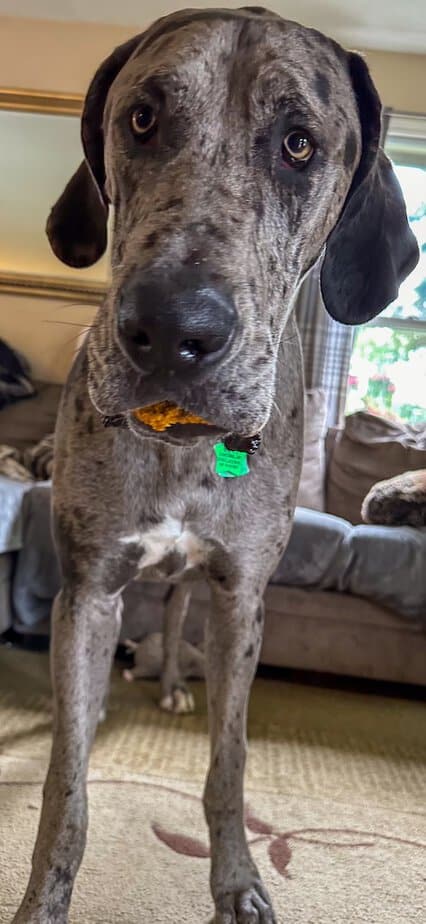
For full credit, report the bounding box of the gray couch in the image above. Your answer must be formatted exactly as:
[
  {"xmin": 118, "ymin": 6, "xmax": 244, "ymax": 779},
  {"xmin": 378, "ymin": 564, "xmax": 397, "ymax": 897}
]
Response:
[{"xmin": 1, "ymin": 384, "xmax": 425, "ymax": 685}]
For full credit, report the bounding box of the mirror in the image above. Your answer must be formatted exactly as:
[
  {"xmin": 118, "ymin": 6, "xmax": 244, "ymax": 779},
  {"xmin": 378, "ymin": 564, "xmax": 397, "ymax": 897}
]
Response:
[{"xmin": 0, "ymin": 89, "xmax": 109, "ymax": 304}]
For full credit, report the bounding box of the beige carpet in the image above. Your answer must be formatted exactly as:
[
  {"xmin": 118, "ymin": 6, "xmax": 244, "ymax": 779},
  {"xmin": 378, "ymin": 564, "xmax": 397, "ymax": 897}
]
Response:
[{"xmin": 0, "ymin": 645, "xmax": 425, "ymax": 923}]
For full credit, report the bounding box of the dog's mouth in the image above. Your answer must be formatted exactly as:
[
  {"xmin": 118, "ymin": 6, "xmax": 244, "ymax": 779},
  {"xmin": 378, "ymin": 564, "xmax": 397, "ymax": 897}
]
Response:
[
  {"xmin": 128, "ymin": 401, "xmax": 223, "ymax": 443},
  {"xmin": 102, "ymin": 400, "xmax": 263, "ymax": 452}
]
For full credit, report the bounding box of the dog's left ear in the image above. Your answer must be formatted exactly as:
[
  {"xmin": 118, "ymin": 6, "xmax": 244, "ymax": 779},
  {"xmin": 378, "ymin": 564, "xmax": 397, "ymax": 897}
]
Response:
[
  {"xmin": 320, "ymin": 53, "xmax": 419, "ymax": 325},
  {"xmin": 46, "ymin": 33, "xmax": 143, "ymax": 268}
]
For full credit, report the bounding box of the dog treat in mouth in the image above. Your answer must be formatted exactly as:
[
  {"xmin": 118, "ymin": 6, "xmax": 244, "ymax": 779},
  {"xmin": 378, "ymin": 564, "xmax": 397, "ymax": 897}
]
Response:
[{"xmin": 133, "ymin": 401, "xmax": 211, "ymax": 431}]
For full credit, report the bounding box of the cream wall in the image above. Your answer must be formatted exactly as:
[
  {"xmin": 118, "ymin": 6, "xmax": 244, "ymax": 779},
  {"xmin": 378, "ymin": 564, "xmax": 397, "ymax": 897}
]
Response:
[
  {"xmin": 0, "ymin": 15, "xmax": 424, "ymax": 109},
  {"xmin": 0, "ymin": 297, "xmax": 94, "ymax": 383},
  {"xmin": 0, "ymin": 15, "xmax": 425, "ymax": 383}
]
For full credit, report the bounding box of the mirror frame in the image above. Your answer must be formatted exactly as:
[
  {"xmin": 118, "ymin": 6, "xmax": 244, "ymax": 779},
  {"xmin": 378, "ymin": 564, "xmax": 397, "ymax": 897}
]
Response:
[{"xmin": 0, "ymin": 88, "xmax": 106, "ymax": 305}]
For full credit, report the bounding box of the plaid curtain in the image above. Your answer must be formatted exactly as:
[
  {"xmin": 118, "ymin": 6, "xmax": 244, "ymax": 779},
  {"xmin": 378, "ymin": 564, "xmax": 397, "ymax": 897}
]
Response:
[{"xmin": 295, "ymin": 260, "xmax": 354, "ymax": 428}]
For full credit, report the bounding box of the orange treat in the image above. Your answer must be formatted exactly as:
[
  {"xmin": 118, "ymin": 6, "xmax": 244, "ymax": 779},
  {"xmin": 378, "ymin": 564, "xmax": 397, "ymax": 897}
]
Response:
[{"xmin": 133, "ymin": 401, "xmax": 210, "ymax": 432}]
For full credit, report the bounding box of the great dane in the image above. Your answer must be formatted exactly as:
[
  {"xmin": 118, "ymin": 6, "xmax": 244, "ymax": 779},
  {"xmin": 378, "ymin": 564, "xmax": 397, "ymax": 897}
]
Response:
[{"xmin": 12, "ymin": 7, "xmax": 418, "ymax": 923}]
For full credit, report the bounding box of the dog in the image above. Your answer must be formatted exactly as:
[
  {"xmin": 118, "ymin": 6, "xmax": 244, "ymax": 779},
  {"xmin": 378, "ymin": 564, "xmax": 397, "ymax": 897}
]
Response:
[
  {"xmin": 12, "ymin": 7, "xmax": 418, "ymax": 923},
  {"xmin": 123, "ymin": 584, "xmax": 205, "ymax": 715}
]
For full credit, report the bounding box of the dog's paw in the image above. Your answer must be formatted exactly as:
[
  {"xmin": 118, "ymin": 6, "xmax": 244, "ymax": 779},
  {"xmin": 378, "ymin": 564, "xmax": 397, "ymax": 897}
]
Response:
[
  {"xmin": 214, "ymin": 881, "xmax": 276, "ymax": 923},
  {"xmin": 159, "ymin": 684, "xmax": 195, "ymax": 715}
]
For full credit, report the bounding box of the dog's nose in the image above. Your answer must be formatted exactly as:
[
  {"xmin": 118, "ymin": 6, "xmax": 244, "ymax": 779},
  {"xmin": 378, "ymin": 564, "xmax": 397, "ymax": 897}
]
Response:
[{"xmin": 117, "ymin": 272, "xmax": 237, "ymax": 376}]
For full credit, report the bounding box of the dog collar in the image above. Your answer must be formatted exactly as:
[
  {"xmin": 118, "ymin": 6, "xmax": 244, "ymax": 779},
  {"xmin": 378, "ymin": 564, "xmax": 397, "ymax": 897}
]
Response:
[{"xmin": 101, "ymin": 414, "xmax": 261, "ymax": 478}]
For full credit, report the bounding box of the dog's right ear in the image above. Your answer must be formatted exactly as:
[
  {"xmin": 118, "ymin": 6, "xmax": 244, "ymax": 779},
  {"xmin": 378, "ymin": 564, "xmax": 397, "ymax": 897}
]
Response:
[
  {"xmin": 46, "ymin": 161, "xmax": 108, "ymax": 268},
  {"xmin": 46, "ymin": 34, "xmax": 143, "ymax": 268}
]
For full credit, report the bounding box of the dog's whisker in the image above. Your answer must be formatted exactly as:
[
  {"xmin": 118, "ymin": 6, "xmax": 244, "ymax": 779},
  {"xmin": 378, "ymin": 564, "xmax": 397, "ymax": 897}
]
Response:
[
  {"xmin": 61, "ymin": 333, "xmax": 89, "ymax": 349},
  {"xmin": 271, "ymin": 399, "xmax": 283, "ymax": 420},
  {"xmin": 43, "ymin": 320, "xmax": 94, "ymax": 328},
  {"xmin": 50, "ymin": 302, "xmax": 96, "ymax": 311}
]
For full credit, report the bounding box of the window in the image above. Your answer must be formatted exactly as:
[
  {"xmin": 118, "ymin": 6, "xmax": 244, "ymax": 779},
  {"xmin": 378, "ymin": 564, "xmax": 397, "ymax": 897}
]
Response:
[{"xmin": 346, "ymin": 113, "xmax": 426, "ymax": 426}]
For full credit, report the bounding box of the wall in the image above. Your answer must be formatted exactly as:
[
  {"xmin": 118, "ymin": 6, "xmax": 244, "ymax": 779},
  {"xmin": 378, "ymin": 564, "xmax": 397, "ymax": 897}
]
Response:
[
  {"xmin": 0, "ymin": 15, "xmax": 424, "ymax": 109},
  {"xmin": 0, "ymin": 15, "xmax": 425, "ymax": 382},
  {"xmin": 0, "ymin": 297, "xmax": 94, "ymax": 383},
  {"xmin": 363, "ymin": 50, "xmax": 426, "ymax": 113}
]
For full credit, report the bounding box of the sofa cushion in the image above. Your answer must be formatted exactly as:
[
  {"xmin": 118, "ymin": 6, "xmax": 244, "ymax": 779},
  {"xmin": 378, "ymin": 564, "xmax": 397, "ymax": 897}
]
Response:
[
  {"xmin": 0, "ymin": 382, "xmax": 61, "ymax": 451},
  {"xmin": 296, "ymin": 388, "xmax": 327, "ymax": 511},
  {"xmin": 0, "ymin": 474, "xmax": 34, "ymax": 553},
  {"xmin": 272, "ymin": 506, "xmax": 426, "ymax": 622},
  {"xmin": 346, "ymin": 522, "xmax": 426, "ymax": 621},
  {"xmin": 326, "ymin": 412, "xmax": 426, "ymax": 525}
]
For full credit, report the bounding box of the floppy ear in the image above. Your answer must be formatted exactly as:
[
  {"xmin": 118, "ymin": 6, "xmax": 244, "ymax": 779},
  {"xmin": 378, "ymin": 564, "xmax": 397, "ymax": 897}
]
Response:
[
  {"xmin": 46, "ymin": 161, "xmax": 108, "ymax": 268},
  {"xmin": 320, "ymin": 53, "xmax": 419, "ymax": 325},
  {"xmin": 46, "ymin": 34, "xmax": 143, "ymax": 268}
]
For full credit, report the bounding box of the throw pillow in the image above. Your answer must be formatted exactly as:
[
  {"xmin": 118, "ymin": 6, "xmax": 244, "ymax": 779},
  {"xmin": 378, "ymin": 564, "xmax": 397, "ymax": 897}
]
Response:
[{"xmin": 327, "ymin": 411, "xmax": 426, "ymax": 524}]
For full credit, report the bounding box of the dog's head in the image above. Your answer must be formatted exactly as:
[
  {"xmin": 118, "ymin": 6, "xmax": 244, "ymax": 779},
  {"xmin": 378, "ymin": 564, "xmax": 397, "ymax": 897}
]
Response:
[{"xmin": 47, "ymin": 6, "xmax": 418, "ymax": 445}]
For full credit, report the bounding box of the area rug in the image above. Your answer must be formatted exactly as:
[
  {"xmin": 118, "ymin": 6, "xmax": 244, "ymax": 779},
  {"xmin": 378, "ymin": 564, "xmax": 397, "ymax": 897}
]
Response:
[{"xmin": 0, "ymin": 646, "xmax": 425, "ymax": 923}]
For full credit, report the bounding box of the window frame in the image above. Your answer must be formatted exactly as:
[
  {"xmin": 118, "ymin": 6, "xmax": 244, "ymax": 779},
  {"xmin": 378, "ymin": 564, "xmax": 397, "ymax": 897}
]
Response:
[
  {"xmin": 346, "ymin": 109, "xmax": 426, "ymax": 423},
  {"xmin": 366, "ymin": 109, "xmax": 426, "ymax": 336}
]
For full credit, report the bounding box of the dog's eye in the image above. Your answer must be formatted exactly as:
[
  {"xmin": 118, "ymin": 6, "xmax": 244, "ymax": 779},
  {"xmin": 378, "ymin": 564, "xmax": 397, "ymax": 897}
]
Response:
[
  {"xmin": 131, "ymin": 105, "xmax": 157, "ymax": 140},
  {"xmin": 282, "ymin": 130, "xmax": 314, "ymax": 166}
]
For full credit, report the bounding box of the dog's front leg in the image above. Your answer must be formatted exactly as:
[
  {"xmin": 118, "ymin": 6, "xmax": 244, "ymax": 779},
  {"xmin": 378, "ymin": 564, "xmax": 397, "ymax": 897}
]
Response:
[
  {"xmin": 204, "ymin": 580, "xmax": 276, "ymax": 924},
  {"xmin": 12, "ymin": 584, "xmax": 121, "ymax": 924},
  {"xmin": 160, "ymin": 583, "xmax": 194, "ymax": 714}
]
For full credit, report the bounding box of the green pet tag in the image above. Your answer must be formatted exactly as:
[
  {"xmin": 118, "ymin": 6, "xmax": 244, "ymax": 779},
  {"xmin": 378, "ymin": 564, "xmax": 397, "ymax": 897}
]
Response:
[{"xmin": 214, "ymin": 442, "xmax": 250, "ymax": 478}]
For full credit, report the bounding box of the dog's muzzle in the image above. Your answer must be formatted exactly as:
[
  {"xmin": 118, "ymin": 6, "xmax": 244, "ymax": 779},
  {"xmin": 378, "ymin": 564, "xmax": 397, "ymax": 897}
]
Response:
[
  {"xmin": 109, "ymin": 267, "xmax": 262, "ymax": 453},
  {"xmin": 116, "ymin": 268, "xmax": 238, "ymax": 382}
]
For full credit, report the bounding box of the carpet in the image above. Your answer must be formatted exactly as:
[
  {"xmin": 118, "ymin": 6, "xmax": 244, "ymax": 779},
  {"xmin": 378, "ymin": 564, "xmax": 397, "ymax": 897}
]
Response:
[{"xmin": 0, "ymin": 645, "xmax": 425, "ymax": 923}]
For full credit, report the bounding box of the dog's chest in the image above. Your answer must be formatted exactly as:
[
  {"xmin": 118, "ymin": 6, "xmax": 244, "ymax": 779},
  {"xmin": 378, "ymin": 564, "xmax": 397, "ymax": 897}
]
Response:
[{"xmin": 120, "ymin": 516, "xmax": 208, "ymax": 578}]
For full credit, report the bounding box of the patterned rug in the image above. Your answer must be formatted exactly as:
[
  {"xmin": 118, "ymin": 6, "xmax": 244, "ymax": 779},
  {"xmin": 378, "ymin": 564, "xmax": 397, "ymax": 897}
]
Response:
[{"xmin": 0, "ymin": 646, "xmax": 425, "ymax": 923}]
